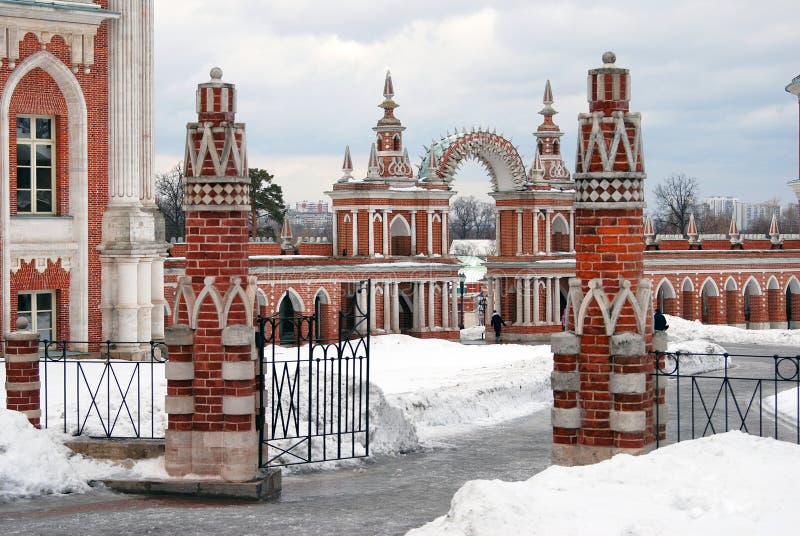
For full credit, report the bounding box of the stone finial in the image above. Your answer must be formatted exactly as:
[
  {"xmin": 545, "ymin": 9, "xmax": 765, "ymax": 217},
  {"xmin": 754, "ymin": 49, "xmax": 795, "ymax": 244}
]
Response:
[
  {"xmin": 769, "ymin": 212, "xmax": 783, "ymax": 247},
  {"xmin": 383, "ymin": 70, "xmax": 394, "ymax": 100},
  {"xmin": 210, "ymin": 67, "xmax": 223, "ymax": 81},
  {"xmin": 602, "ymin": 51, "xmax": 616, "ymax": 65},
  {"xmin": 340, "ymin": 145, "xmax": 353, "ymax": 182},
  {"xmin": 367, "ymin": 142, "xmax": 380, "ymax": 179},
  {"xmin": 16, "ymin": 316, "xmax": 29, "ymax": 331}
]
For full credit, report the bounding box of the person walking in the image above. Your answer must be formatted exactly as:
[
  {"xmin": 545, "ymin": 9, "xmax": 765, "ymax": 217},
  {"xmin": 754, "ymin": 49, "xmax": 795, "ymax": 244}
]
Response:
[
  {"xmin": 490, "ymin": 310, "xmax": 506, "ymax": 342},
  {"xmin": 654, "ymin": 308, "xmax": 669, "ymax": 332}
]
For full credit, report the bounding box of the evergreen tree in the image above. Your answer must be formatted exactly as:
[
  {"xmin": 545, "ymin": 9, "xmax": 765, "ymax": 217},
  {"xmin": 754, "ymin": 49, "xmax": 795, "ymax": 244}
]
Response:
[{"xmin": 248, "ymin": 168, "xmax": 285, "ymax": 238}]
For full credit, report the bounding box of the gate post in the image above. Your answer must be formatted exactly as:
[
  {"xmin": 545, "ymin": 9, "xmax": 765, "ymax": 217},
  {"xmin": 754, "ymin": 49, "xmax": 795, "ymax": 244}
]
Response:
[
  {"xmin": 555, "ymin": 52, "xmax": 657, "ymax": 465},
  {"xmin": 4, "ymin": 318, "xmax": 41, "ymax": 428},
  {"xmin": 164, "ymin": 68, "xmax": 258, "ymax": 482}
]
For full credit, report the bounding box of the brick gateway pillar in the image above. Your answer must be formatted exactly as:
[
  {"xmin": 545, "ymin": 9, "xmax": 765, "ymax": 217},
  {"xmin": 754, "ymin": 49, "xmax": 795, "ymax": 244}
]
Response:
[
  {"xmin": 164, "ymin": 68, "xmax": 258, "ymax": 481},
  {"xmin": 552, "ymin": 52, "xmax": 660, "ymax": 465}
]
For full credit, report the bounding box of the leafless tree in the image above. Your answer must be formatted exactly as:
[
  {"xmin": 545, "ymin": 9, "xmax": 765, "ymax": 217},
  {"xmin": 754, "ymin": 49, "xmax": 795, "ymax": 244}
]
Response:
[
  {"xmin": 698, "ymin": 208, "xmax": 732, "ymax": 234},
  {"xmin": 449, "ymin": 196, "xmax": 479, "ymax": 239},
  {"xmin": 155, "ymin": 162, "xmax": 185, "ymax": 242},
  {"xmin": 653, "ymin": 173, "xmax": 698, "ymax": 234},
  {"xmin": 475, "ymin": 202, "xmax": 496, "ymax": 239}
]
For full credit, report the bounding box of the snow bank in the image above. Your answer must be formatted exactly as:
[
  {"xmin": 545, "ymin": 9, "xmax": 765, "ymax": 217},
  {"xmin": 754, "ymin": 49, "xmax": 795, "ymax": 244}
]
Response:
[
  {"xmin": 0, "ymin": 409, "xmax": 119, "ymax": 503},
  {"xmin": 667, "ymin": 315, "xmax": 800, "ymax": 347},
  {"xmin": 666, "ymin": 339, "xmax": 730, "ymax": 375},
  {"xmin": 763, "ymin": 386, "xmax": 800, "ymax": 429},
  {"xmin": 407, "ymin": 432, "xmax": 800, "ymax": 536}
]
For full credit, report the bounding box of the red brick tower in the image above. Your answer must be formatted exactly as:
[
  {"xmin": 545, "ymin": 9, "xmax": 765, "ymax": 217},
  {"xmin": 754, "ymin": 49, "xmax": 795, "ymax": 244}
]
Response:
[
  {"xmin": 552, "ymin": 52, "xmax": 659, "ymax": 465},
  {"xmin": 375, "ymin": 71, "xmax": 413, "ymax": 180},
  {"xmin": 165, "ymin": 68, "xmax": 258, "ymax": 481}
]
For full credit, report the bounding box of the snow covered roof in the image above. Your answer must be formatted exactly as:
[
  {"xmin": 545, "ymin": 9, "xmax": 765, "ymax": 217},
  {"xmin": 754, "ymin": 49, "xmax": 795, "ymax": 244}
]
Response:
[{"xmin": 449, "ymin": 239, "xmax": 496, "ymax": 257}]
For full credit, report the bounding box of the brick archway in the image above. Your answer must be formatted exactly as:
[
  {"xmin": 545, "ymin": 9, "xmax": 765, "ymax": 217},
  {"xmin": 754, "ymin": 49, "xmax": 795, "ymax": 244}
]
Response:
[{"xmin": 421, "ymin": 130, "xmax": 526, "ymax": 192}]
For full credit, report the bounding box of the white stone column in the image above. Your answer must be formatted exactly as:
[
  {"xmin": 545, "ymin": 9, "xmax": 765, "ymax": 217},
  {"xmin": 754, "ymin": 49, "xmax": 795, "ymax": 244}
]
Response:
[
  {"xmin": 485, "ymin": 276, "xmax": 493, "ymax": 319},
  {"xmin": 515, "ymin": 277, "xmax": 523, "ymax": 325},
  {"xmin": 545, "ymin": 209, "xmax": 552, "ymax": 254},
  {"xmin": 332, "ymin": 210, "xmax": 339, "ymax": 256},
  {"xmin": 553, "ymin": 276, "xmax": 561, "ymax": 324},
  {"xmin": 351, "ymin": 210, "xmax": 358, "ymax": 256},
  {"xmin": 569, "ymin": 210, "xmax": 575, "ymax": 252},
  {"xmin": 369, "ymin": 282, "xmax": 377, "ymax": 332},
  {"xmin": 140, "ymin": 0, "xmax": 155, "ymax": 206},
  {"xmin": 494, "ymin": 278, "xmax": 501, "ymax": 313},
  {"xmin": 392, "ymin": 282, "xmax": 400, "ymax": 332},
  {"xmin": 545, "ymin": 277, "xmax": 553, "ymax": 323},
  {"xmin": 383, "ymin": 282, "xmax": 391, "ymax": 332},
  {"xmin": 533, "ymin": 277, "xmax": 540, "ymax": 324},
  {"xmin": 495, "ymin": 210, "xmax": 501, "ymax": 250},
  {"xmin": 137, "ymin": 258, "xmax": 153, "ymax": 343},
  {"xmin": 427, "ymin": 281, "xmax": 435, "ymax": 330},
  {"xmin": 150, "ymin": 255, "xmax": 166, "ymax": 339},
  {"xmin": 442, "ymin": 281, "xmax": 450, "ymax": 328},
  {"xmin": 451, "ymin": 280, "xmax": 459, "ymax": 329},
  {"xmin": 516, "ymin": 210, "xmax": 523, "ymax": 256},
  {"xmin": 368, "ymin": 209, "xmax": 375, "ymax": 256},
  {"xmin": 412, "ymin": 282, "xmax": 420, "ymax": 330},
  {"xmin": 427, "ymin": 210, "xmax": 433, "ymax": 255},
  {"xmin": 523, "ymin": 277, "xmax": 531, "ymax": 324},
  {"xmin": 382, "ymin": 210, "xmax": 389, "ymax": 256},
  {"xmin": 441, "ymin": 212, "xmax": 449, "ymax": 255},
  {"xmin": 411, "ymin": 211, "xmax": 417, "ymax": 255},
  {"xmin": 533, "ymin": 210, "xmax": 539, "ymax": 255},
  {"xmin": 100, "ymin": 258, "xmax": 114, "ymax": 340},
  {"xmin": 116, "ymin": 259, "xmax": 140, "ymax": 344}
]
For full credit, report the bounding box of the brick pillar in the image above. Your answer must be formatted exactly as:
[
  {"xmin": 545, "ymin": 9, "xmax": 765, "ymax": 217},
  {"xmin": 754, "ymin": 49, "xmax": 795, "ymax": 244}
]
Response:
[
  {"xmin": 662, "ymin": 297, "xmax": 678, "ymax": 316},
  {"xmin": 164, "ymin": 68, "xmax": 258, "ymax": 482},
  {"xmin": 551, "ymin": 332, "xmax": 580, "ymax": 462},
  {"xmin": 705, "ymin": 295, "xmax": 723, "ymax": 325},
  {"xmin": 555, "ymin": 52, "xmax": 656, "ymax": 465},
  {"xmin": 790, "ymin": 293, "xmax": 800, "ymax": 329},
  {"xmin": 768, "ymin": 289, "xmax": 788, "ymax": 329},
  {"xmin": 4, "ymin": 319, "xmax": 40, "ymax": 428},
  {"xmin": 682, "ymin": 291, "xmax": 697, "ymax": 321},
  {"xmin": 748, "ymin": 294, "xmax": 769, "ymax": 330},
  {"xmin": 726, "ymin": 290, "xmax": 746, "ymax": 327}
]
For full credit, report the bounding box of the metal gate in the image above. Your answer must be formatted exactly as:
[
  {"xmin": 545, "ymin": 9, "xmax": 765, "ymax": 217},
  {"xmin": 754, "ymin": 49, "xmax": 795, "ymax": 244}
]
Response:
[{"xmin": 257, "ymin": 280, "xmax": 371, "ymax": 468}]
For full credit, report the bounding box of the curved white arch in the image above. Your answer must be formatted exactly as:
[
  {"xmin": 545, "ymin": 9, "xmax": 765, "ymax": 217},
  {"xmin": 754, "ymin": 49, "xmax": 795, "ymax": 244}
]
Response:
[
  {"xmin": 390, "ymin": 214, "xmax": 411, "ymax": 236},
  {"xmin": 724, "ymin": 276, "xmax": 738, "ymax": 291},
  {"xmin": 743, "ymin": 276, "xmax": 762, "ymax": 296},
  {"xmin": 255, "ymin": 287, "xmax": 267, "ymax": 307},
  {"xmin": 432, "ymin": 213, "xmax": 441, "ymax": 223},
  {"xmin": 700, "ymin": 277, "xmax": 719, "ymax": 297},
  {"xmin": 277, "ymin": 288, "xmax": 305, "ymax": 313},
  {"xmin": 314, "ymin": 287, "xmax": 331, "ymax": 304},
  {"xmin": 1, "ymin": 51, "xmax": 88, "ymax": 339},
  {"xmin": 766, "ymin": 276, "xmax": 780, "ymax": 290},
  {"xmin": 343, "ymin": 213, "xmax": 351, "ymax": 223},
  {"xmin": 785, "ymin": 276, "xmax": 800, "ymax": 294},
  {"xmin": 551, "ymin": 213, "xmax": 569, "ymax": 234},
  {"xmin": 372, "ymin": 213, "xmax": 382, "ymax": 223},
  {"xmin": 655, "ymin": 278, "xmax": 677, "ymax": 299},
  {"xmin": 435, "ymin": 131, "xmax": 526, "ymax": 192},
  {"xmin": 681, "ymin": 277, "xmax": 695, "ymax": 292}
]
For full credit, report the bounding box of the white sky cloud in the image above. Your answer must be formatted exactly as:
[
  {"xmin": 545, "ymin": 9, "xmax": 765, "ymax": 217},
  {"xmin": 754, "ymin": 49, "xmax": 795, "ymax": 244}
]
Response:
[{"xmin": 154, "ymin": 0, "xmax": 800, "ymax": 205}]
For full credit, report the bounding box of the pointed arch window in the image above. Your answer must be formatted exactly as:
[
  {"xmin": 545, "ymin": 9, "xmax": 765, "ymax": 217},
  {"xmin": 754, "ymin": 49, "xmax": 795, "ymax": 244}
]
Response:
[{"xmin": 393, "ymin": 134, "xmax": 401, "ymax": 151}]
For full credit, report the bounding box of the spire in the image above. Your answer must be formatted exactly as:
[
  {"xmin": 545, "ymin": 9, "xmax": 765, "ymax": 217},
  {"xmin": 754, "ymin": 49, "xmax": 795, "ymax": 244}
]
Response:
[
  {"xmin": 643, "ymin": 215, "xmax": 654, "ymax": 236},
  {"xmin": 340, "ymin": 145, "xmax": 353, "ymax": 182},
  {"xmin": 769, "ymin": 212, "xmax": 780, "ymax": 236},
  {"xmin": 383, "ymin": 70, "xmax": 394, "ymax": 100},
  {"xmin": 686, "ymin": 213, "xmax": 698, "ymax": 236},
  {"xmin": 728, "ymin": 213, "xmax": 739, "ymax": 236},
  {"xmin": 280, "ymin": 212, "xmax": 294, "ymax": 250},
  {"xmin": 402, "ymin": 147, "xmax": 411, "ymax": 166},
  {"xmin": 529, "ymin": 150, "xmax": 545, "ymax": 182},
  {"xmin": 539, "ymin": 79, "xmax": 557, "ymax": 118},
  {"xmin": 367, "ymin": 142, "xmax": 380, "ymax": 178}
]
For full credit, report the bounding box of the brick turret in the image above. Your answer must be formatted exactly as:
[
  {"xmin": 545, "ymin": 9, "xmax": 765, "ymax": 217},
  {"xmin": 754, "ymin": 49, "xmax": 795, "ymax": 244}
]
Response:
[
  {"xmin": 554, "ymin": 52, "xmax": 658, "ymax": 466},
  {"xmin": 165, "ymin": 68, "xmax": 258, "ymax": 482},
  {"xmin": 373, "ymin": 71, "xmax": 413, "ymax": 180}
]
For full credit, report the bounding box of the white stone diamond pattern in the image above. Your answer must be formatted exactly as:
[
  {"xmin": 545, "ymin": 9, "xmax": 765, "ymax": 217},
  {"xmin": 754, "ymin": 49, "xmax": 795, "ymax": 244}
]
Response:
[
  {"xmin": 578, "ymin": 178, "xmax": 641, "ymax": 203},
  {"xmin": 186, "ymin": 183, "xmax": 249, "ymax": 207}
]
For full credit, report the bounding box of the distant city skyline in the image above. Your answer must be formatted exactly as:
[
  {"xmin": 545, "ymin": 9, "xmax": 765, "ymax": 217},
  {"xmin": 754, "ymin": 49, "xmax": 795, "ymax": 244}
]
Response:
[{"xmin": 153, "ymin": 1, "xmax": 800, "ymax": 205}]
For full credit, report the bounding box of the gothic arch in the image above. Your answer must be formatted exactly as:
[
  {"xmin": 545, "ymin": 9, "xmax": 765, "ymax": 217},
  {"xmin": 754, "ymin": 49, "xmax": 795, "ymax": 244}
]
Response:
[
  {"xmin": 766, "ymin": 276, "xmax": 780, "ymax": 290},
  {"xmin": 700, "ymin": 277, "xmax": 719, "ymax": 297},
  {"xmin": 743, "ymin": 277, "xmax": 762, "ymax": 296},
  {"xmin": 785, "ymin": 276, "xmax": 800, "ymax": 294},
  {"xmin": 681, "ymin": 278, "xmax": 695, "ymax": 292},
  {"xmin": 656, "ymin": 278, "xmax": 677, "ymax": 299},
  {"xmin": 314, "ymin": 287, "xmax": 331, "ymax": 304},
  {"xmin": 724, "ymin": 277, "xmax": 738, "ymax": 291},
  {"xmin": 421, "ymin": 130, "xmax": 526, "ymax": 192},
  {"xmin": 1, "ymin": 51, "xmax": 89, "ymax": 339},
  {"xmin": 277, "ymin": 288, "xmax": 305, "ymax": 313}
]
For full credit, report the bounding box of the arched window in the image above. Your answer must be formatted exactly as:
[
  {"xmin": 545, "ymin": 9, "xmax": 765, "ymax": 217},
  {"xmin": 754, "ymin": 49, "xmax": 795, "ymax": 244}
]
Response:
[{"xmin": 393, "ymin": 134, "xmax": 401, "ymax": 151}]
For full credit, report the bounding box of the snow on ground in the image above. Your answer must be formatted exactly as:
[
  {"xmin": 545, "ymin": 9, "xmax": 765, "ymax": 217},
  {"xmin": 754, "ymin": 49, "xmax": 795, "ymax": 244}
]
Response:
[
  {"xmin": 665, "ymin": 339, "xmax": 729, "ymax": 375},
  {"xmin": 667, "ymin": 314, "xmax": 800, "ymax": 347},
  {"xmin": 0, "ymin": 409, "xmax": 121, "ymax": 503},
  {"xmin": 763, "ymin": 386, "xmax": 800, "ymax": 429},
  {"xmin": 407, "ymin": 431, "xmax": 800, "ymax": 536}
]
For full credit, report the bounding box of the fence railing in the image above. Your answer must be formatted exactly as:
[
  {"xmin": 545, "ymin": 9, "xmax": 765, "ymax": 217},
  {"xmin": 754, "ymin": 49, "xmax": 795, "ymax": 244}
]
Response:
[
  {"xmin": 1, "ymin": 339, "xmax": 166, "ymax": 439},
  {"xmin": 653, "ymin": 350, "xmax": 800, "ymax": 447}
]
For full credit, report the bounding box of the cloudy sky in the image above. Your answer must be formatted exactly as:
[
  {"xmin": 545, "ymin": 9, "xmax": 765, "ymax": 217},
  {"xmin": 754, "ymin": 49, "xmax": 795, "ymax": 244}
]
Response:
[{"xmin": 153, "ymin": 0, "xmax": 800, "ymax": 207}]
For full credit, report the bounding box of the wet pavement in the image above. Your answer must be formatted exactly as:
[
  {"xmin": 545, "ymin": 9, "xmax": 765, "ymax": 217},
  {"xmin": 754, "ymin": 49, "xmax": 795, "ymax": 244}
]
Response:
[{"xmin": 0, "ymin": 410, "xmax": 554, "ymax": 536}]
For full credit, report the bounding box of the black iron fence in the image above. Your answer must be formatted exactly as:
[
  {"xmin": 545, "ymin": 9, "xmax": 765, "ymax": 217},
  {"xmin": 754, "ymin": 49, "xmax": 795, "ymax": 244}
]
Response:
[
  {"xmin": 258, "ymin": 280, "xmax": 371, "ymax": 468},
  {"xmin": 654, "ymin": 350, "xmax": 800, "ymax": 447},
  {"xmin": 1, "ymin": 339, "xmax": 166, "ymax": 439}
]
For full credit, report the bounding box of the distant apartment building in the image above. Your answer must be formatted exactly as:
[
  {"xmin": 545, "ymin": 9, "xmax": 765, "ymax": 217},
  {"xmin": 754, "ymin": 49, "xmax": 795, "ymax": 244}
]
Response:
[
  {"xmin": 701, "ymin": 196, "xmax": 781, "ymax": 231},
  {"xmin": 288, "ymin": 200, "xmax": 333, "ymax": 236}
]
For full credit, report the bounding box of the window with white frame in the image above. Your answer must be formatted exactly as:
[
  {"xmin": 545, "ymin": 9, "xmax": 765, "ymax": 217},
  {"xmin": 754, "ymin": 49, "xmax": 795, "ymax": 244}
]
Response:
[
  {"xmin": 16, "ymin": 115, "xmax": 55, "ymax": 214},
  {"xmin": 18, "ymin": 291, "xmax": 55, "ymax": 341}
]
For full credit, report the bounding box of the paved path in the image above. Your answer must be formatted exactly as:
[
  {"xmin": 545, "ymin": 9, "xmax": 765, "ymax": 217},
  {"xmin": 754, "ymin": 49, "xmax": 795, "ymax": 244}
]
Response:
[{"xmin": 0, "ymin": 410, "xmax": 554, "ymax": 536}]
